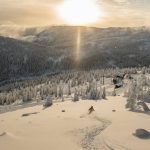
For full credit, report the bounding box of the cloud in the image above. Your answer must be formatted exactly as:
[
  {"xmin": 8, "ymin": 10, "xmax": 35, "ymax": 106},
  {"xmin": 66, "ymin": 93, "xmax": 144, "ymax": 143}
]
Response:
[
  {"xmin": 97, "ymin": 0, "xmax": 150, "ymax": 26},
  {"xmin": 0, "ymin": 0, "xmax": 149, "ymax": 27},
  {"xmin": 0, "ymin": 0, "xmax": 62, "ymax": 26}
]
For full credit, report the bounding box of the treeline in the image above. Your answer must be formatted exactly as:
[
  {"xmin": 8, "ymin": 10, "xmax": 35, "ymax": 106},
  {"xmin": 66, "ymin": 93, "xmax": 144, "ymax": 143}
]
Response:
[{"xmin": 0, "ymin": 67, "xmax": 147, "ymax": 105}]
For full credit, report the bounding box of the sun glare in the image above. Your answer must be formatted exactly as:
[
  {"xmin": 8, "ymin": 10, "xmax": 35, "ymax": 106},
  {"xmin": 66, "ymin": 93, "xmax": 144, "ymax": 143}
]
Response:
[{"xmin": 57, "ymin": 0, "xmax": 101, "ymax": 25}]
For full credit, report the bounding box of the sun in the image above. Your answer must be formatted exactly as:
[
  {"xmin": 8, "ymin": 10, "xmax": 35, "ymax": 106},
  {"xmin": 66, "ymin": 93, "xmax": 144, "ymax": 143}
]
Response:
[{"xmin": 57, "ymin": 0, "xmax": 102, "ymax": 25}]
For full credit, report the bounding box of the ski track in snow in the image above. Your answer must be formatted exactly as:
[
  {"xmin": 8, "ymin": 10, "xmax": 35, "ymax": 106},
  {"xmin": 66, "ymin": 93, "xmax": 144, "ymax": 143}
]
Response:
[
  {"xmin": 71, "ymin": 116, "xmax": 131, "ymax": 150},
  {"xmin": 80, "ymin": 117, "xmax": 111, "ymax": 150}
]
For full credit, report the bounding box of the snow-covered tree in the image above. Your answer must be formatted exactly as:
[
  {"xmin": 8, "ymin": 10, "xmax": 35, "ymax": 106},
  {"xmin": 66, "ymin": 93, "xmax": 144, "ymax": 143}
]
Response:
[
  {"xmin": 43, "ymin": 96, "xmax": 53, "ymax": 108},
  {"xmin": 126, "ymin": 81, "xmax": 138, "ymax": 111},
  {"xmin": 73, "ymin": 88, "xmax": 79, "ymax": 102},
  {"xmin": 102, "ymin": 87, "xmax": 106, "ymax": 99}
]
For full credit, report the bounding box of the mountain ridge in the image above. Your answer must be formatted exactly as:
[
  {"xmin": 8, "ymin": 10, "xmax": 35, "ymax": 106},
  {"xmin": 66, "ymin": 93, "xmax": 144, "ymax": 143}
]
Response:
[{"xmin": 0, "ymin": 26, "xmax": 150, "ymax": 82}]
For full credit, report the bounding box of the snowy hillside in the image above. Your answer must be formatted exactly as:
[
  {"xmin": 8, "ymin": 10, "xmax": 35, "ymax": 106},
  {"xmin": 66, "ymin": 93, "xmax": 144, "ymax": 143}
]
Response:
[{"xmin": 0, "ymin": 26, "xmax": 150, "ymax": 82}]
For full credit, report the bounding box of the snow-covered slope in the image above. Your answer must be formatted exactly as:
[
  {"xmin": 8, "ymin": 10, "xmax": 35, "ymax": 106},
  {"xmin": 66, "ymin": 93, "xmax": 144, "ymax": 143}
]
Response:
[{"xmin": 0, "ymin": 96, "xmax": 150, "ymax": 150}]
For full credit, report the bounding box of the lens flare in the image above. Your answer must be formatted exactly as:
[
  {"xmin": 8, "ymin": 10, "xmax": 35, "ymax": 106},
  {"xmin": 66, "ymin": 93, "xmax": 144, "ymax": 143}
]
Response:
[{"xmin": 57, "ymin": 0, "xmax": 102, "ymax": 66}]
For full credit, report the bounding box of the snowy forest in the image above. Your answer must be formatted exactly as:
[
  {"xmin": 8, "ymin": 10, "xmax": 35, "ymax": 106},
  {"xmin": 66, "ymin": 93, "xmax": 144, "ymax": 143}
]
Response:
[{"xmin": 0, "ymin": 67, "xmax": 150, "ymax": 114}]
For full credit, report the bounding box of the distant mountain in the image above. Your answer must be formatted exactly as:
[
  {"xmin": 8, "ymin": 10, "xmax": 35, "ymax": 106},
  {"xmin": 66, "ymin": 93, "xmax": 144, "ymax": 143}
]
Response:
[
  {"xmin": 20, "ymin": 26, "xmax": 150, "ymax": 67},
  {"xmin": 0, "ymin": 26, "xmax": 150, "ymax": 82},
  {"xmin": 0, "ymin": 36, "xmax": 74, "ymax": 82}
]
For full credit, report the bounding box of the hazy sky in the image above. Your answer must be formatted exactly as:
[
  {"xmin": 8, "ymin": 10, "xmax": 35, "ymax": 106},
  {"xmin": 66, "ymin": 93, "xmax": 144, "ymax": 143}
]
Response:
[{"xmin": 0, "ymin": 0, "xmax": 149, "ymax": 27}]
